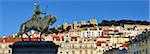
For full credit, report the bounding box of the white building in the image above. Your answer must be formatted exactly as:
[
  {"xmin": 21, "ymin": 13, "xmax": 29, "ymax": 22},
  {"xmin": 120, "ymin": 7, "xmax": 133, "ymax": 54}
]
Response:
[{"xmin": 65, "ymin": 28, "xmax": 103, "ymax": 38}]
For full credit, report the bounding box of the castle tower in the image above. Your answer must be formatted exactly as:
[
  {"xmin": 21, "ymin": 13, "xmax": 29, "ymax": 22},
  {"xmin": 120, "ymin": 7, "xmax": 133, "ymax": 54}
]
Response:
[{"xmin": 90, "ymin": 19, "xmax": 97, "ymax": 24}]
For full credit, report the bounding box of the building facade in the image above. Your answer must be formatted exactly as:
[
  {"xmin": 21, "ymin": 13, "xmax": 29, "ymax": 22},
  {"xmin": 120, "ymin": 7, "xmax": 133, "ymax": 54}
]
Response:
[{"xmin": 128, "ymin": 31, "xmax": 150, "ymax": 54}]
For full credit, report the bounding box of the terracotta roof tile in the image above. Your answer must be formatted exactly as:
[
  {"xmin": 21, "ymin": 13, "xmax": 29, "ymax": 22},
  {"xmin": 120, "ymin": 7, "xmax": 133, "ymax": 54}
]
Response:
[
  {"xmin": 97, "ymin": 41, "xmax": 106, "ymax": 43},
  {"xmin": 96, "ymin": 41, "xmax": 107, "ymax": 46},
  {"xmin": 103, "ymin": 30, "xmax": 113, "ymax": 32},
  {"xmin": 97, "ymin": 36, "xmax": 111, "ymax": 38},
  {"xmin": 76, "ymin": 30, "xmax": 81, "ymax": 32},
  {"xmin": 4, "ymin": 36, "xmax": 22, "ymax": 42},
  {"xmin": 34, "ymin": 32, "xmax": 40, "ymax": 34},
  {"xmin": 0, "ymin": 38, "xmax": 2, "ymax": 42},
  {"xmin": 22, "ymin": 37, "xmax": 44, "ymax": 41}
]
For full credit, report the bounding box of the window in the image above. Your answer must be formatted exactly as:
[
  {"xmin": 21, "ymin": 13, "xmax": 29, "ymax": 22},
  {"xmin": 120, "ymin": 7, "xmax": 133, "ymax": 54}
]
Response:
[
  {"xmin": 91, "ymin": 45, "xmax": 93, "ymax": 48},
  {"xmin": 139, "ymin": 50, "xmax": 141, "ymax": 54},
  {"xmin": 91, "ymin": 50, "xmax": 93, "ymax": 54},
  {"xmin": 72, "ymin": 50, "xmax": 75, "ymax": 54},
  {"xmin": 72, "ymin": 44, "xmax": 74, "ymax": 48},
  {"xmin": 89, "ymin": 32, "xmax": 91, "ymax": 34},
  {"xmin": 99, "ymin": 32, "xmax": 101, "ymax": 35},
  {"xmin": 9, "ymin": 50, "xmax": 11, "ymax": 53},
  {"xmin": 80, "ymin": 50, "xmax": 82, "ymax": 54},
  {"xmin": 66, "ymin": 40, "xmax": 69, "ymax": 43},
  {"xmin": 99, "ymin": 44, "xmax": 101, "ymax": 46},
  {"xmin": 80, "ymin": 45, "xmax": 82, "ymax": 48},
  {"xmin": 137, "ymin": 51, "xmax": 138, "ymax": 54},
  {"xmin": 146, "ymin": 39, "xmax": 148, "ymax": 44},
  {"xmin": 99, "ymin": 28, "xmax": 102, "ymax": 30},
  {"xmin": 102, "ymin": 32, "xmax": 103, "ymax": 35},
  {"xmin": 85, "ymin": 50, "xmax": 88, "ymax": 54},
  {"xmin": 60, "ymin": 52, "xmax": 62, "ymax": 54},
  {"xmin": 92, "ymin": 32, "xmax": 94, "ymax": 36},
  {"xmin": 71, "ymin": 39, "xmax": 73, "ymax": 41},
  {"xmin": 77, "ymin": 33, "xmax": 80, "ymax": 36},
  {"xmin": 62, "ymin": 39, "xmax": 64, "ymax": 41},
  {"xmin": 75, "ymin": 39, "xmax": 77, "ymax": 41},
  {"xmin": 66, "ymin": 52, "xmax": 68, "ymax": 54},
  {"xmin": 85, "ymin": 45, "xmax": 87, "ymax": 48},
  {"xmin": 134, "ymin": 52, "xmax": 136, "ymax": 54}
]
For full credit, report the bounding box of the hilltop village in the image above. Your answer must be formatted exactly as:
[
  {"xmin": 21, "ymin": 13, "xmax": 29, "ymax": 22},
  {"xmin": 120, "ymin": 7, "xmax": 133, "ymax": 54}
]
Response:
[{"xmin": 0, "ymin": 19, "xmax": 150, "ymax": 54}]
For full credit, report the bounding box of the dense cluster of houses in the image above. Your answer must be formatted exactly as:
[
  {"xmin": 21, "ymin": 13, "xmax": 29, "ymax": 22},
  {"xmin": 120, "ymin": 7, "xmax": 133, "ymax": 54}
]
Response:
[{"xmin": 0, "ymin": 19, "xmax": 149, "ymax": 54}]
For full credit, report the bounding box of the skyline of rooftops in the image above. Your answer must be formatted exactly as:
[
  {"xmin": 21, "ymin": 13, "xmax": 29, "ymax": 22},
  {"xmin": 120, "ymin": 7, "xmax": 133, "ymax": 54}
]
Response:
[{"xmin": 0, "ymin": 0, "xmax": 149, "ymax": 36}]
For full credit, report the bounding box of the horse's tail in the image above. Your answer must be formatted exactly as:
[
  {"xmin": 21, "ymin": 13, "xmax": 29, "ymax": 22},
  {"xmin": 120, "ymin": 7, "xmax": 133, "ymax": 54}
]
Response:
[
  {"xmin": 19, "ymin": 23, "xmax": 25, "ymax": 33},
  {"xmin": 48, "ymin": 16, "xmax": 56, "ymax": 25}
]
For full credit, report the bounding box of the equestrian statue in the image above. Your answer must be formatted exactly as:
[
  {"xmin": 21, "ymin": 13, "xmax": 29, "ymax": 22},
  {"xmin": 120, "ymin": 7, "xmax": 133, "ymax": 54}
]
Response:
[{"xmin": 17, "ymin": 3, "xmax": 56, "ymax": 41}]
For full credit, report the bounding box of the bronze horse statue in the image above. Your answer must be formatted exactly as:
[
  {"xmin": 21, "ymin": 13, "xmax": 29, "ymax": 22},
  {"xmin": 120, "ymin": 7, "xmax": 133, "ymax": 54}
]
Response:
[{"xmin": 17, "ymin": 3, "xmax": 56, "ymax": 41}]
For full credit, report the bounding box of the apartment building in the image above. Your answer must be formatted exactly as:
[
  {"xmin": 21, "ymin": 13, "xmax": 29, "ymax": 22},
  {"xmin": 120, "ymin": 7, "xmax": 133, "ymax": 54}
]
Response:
[
  {"xmin": 1, "ymin": 19, "xmax": 149, "ymax": 54},
  {"xmin": 49, "ymin": 35, "xmax": 97, "ymax": 54},
  {"xmin": 128, "ymin": 31, "xmax": 150, "ymax": 54}
]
